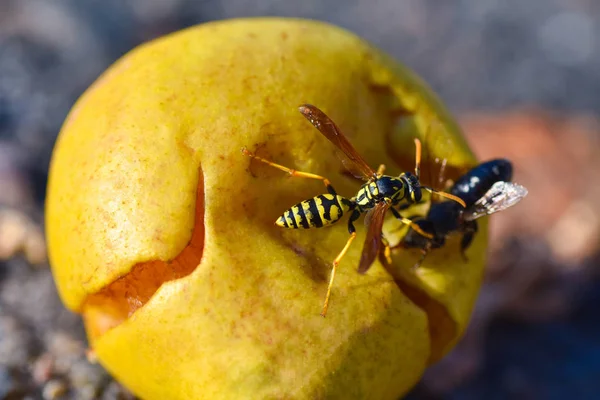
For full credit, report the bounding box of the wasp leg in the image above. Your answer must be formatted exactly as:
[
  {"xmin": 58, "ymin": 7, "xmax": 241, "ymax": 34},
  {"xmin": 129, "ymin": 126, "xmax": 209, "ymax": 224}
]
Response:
[
  {"xmin": 242, "ymin": 147, "xmax": 336, "ymax": 194},
  {"xmin": 376, "ymin": 164, "xmax": 386, "ymax": 176},
  {"xmin": 394, "ymin": 199, "xmax": 427, "ymax": 213},
  {"xmin": 389, "ymin": 202, "xmax": 428, "ymax": 233},
  {"xmin": 388, "ymin": 215, "xmax": 418, "ymax": 235},
  {"xmin": 460, "ymin": 221, "xmax": 478, "ymax": 262},
  {"xmin": 321, "ymin": 209, "xmax": 361, "ymax": 317},
  {"xmin": 412, "ymin": 247, "xmax": 430, "ymax": 270},
  {"xmin": 389, "ymin": 207, "xmax": 434, "ymax": 239},
  {"xmin": 395, "ymin": 203, "xmax": 413, "ymax": 212},
  {"xmin": 381, "ymin": 234, "xmax": 392, "ymax": 265}
]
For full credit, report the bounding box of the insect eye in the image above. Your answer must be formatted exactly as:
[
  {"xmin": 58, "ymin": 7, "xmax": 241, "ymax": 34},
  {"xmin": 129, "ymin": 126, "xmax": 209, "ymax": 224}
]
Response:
[{"xmin": 413, "ymin": 189, "xmax": 422, "ymax": 202}]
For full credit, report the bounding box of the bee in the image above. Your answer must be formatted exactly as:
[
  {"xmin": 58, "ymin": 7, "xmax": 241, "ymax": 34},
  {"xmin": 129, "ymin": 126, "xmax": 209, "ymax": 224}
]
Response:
[
  {"xmin": 242, "ymin": 104, "xmax": 466, "ymax": 316},
  {"xmin": 397, "ymin": 158, "xmax": 528, "ymax": 267}
]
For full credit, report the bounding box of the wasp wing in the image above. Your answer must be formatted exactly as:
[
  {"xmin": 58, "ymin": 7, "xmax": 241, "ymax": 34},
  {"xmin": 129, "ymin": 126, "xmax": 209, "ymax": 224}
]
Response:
[
  {"xmin": 363, "ymin": 204, "xmax": 378, "ymax": 227},
  {"xmin": 358, "ymin": 202, "xmax": 390, "ymax": 274},
  {"xmin": 299, "ymin": 104, "xmax": 375, "ymax": 180},
  {"xmin": 463, "ymin": 181, "xmax": 528, "ymax": 221},
  {"xmin": 338, "ymin": 154, "xmax": 371, "ymax": 181}
]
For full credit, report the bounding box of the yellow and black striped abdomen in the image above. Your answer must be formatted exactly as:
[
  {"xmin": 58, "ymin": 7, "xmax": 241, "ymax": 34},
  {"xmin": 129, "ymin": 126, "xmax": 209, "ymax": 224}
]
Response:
[{"xmin": 276, "ymin": 194, "xmax": 352, "ymax": 229}]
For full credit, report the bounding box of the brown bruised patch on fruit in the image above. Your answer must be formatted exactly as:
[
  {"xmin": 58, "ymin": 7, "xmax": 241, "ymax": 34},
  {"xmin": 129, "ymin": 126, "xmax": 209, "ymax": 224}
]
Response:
[
  {"xmin": 365, "ymin": 80, "xmax": 473, "ymax": 365},
  {"xmin": 382, "ymin": 142, "xmax": 466, "ymax": 364},
  {"xmin": 394, "ymin": 280, "xmax": 456, "ymax": 364},
  {"xmin": 82, "ymin": 171, "xmax": 205, "ymax": 344}
]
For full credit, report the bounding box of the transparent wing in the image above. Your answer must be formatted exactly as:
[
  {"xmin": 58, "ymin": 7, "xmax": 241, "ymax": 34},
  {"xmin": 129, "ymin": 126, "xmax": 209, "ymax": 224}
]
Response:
[
  {"xmin": 358, "ymin": 202, "xmax": 390, "ymax": 274},
  {"xmin": 463, "ymin": 181, "xmax": 528, "ymax": 221},
  {"xmin": 299, "ymin": 104, "xmax": 375, "ymax": 180}
]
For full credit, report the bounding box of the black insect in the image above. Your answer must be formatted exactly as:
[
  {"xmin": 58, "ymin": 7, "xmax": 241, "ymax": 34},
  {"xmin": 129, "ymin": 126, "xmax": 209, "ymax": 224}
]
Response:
[{"xmin": 397, "ymin": 159, "xmax": 528, "ymax": 267}]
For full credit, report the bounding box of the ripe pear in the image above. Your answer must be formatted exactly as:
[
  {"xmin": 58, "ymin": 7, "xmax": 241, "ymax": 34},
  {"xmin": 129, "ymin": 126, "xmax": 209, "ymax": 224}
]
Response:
[{"xmin": 46, "ymin": 18, "xmax": 485, "ymax": 399}]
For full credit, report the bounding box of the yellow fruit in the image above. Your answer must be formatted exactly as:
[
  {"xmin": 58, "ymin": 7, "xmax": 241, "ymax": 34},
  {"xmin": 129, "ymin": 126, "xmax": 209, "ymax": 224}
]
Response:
[{"xmin": 46, "ymin": 18, "xmax": 485, "ymax": 399}]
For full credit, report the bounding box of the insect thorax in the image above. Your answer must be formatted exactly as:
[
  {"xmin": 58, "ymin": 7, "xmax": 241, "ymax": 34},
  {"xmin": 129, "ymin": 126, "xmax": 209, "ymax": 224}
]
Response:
[{"xmin": 355, "ymin": 175, "xmax": 407, "ymax": 209}]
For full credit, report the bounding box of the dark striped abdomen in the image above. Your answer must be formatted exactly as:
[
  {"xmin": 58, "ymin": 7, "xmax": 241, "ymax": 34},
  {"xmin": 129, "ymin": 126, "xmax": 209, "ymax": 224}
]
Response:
[
  {"xmin": 450, "ymin": 159, "xmax": 513, "ymax": 207},
  {"xmin": 275, "ymin": 194, "xmax": 352, "ymax": 229}
]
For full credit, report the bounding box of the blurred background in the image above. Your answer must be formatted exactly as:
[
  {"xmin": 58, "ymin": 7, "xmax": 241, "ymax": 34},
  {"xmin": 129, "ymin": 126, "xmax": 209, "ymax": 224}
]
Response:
[{"xmin": 1, "ymin": 0, "xmax": 599, "ymax": 399}]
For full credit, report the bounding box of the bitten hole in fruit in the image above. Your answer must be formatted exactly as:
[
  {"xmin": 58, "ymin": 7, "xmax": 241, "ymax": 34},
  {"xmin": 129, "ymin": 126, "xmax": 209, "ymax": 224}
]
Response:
[{"xmin": 82, "ymin": 171, "xmax": 205, "ymax": 344}]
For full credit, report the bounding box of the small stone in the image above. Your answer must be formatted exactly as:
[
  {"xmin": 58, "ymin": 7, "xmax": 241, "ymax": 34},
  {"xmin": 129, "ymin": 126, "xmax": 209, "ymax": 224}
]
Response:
[
  {"xmin": 0, "ymin": 209, "xmax": 28, "ymax": 261},
  {"xmin": 0, "ymin": 367, "xmax": 17, "ymax": 399},
  {"xmin": 100, "ymin": 381, "xmax": 137, "ymax": 400},
  {"xmin": 46, "ymin": 331, "xmax": 84, "ymax": 374},
  {"xmin": 76, "ymin": 384, "xmax": 99, "ymax": 400},
  {"xmin": 0, "ymin": 313, "xmax": 36, "ymax": 367},
  {"xmin": 42, "ymin": 378, "xmax": 67, "ymax": 400},
  {"xmin": 32, "ymin": 353, "xmax": 54, "ymax": 384},
  {"xmin": 24, "ymin": 227, "xmax": 48, "ymax": 265},
  {"xmin": 0, "ymin": 208, "xmax": 47, "ymax": 265},
  {"xmin": 69, "ymin": 360, "xmax": 110, "ymax": 399}
]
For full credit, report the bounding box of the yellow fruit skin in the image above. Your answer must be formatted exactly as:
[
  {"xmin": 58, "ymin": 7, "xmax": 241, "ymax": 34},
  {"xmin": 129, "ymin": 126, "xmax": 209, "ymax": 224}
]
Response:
[{"xmin": 46, "ymin": 18, "xmax": 484, "ymax": 399}]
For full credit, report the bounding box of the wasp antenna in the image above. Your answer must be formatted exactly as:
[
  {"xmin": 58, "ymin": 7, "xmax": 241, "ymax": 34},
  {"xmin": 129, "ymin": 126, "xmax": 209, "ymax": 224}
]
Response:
[
  {"xmin": 422, "ymin": 186, "xmax": 467, "ymax": 208},
  {"xmin": 414, "ymin": 138, "xmax": 422, "ymax": 180}
]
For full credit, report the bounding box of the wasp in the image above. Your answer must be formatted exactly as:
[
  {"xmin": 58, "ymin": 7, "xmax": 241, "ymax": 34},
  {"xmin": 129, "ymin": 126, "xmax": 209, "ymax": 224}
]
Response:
[
  {"xmin": 397, "ymin": 158, "xmax": 528, "ymax": 267},
  {"xmin": 242, "ymin": 104, "xmax": 466, "ymax": 316}
]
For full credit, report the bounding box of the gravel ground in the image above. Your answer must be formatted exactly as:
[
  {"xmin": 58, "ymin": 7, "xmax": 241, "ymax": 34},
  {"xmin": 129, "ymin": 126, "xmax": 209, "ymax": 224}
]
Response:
[{"xmin": 1, "ymin": 0, "xmax": 599, "ymax": 398}]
